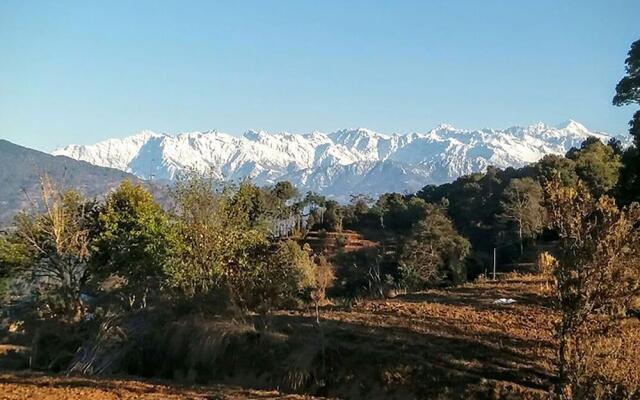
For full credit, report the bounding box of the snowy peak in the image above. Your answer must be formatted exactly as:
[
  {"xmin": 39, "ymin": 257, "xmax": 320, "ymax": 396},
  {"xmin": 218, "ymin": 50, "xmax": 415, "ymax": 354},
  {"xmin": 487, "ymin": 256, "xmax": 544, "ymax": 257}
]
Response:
[
  {"xmin": 556, "ymin": 119, "xmax": 588, "ymax": 131},
  {"xmin": 52, "ymin": 121, "xmax": 624, "ymax": 199}
]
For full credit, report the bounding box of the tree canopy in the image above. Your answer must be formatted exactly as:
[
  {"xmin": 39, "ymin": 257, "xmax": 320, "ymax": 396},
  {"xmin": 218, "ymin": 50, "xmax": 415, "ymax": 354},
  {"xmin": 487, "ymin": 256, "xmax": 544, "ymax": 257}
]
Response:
[
  {"xmin": 498, "ymin": 177, "xmax": 546, "ymax": 254},
  {"xmin": 613, "ymin": 38, "xmax": 640, "ymax": 145},
  {"xmin": 91, "ymin": 180, "xmax": 170, "ymax": 308},
  {"xmin": 399, "ymin": 204, "xmax": 470, "ymax": 288}
]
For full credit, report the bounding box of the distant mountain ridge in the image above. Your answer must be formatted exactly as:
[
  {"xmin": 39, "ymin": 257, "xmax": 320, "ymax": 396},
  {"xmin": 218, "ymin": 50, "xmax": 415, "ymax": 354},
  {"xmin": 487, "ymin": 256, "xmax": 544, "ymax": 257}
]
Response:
[
  {"xmin": 52, "ymin": 120, "xmax": 620, "ymax": 199},
  {"xmin": 0, "ymin": 139, "xmax": 146, "ymax": 225}
]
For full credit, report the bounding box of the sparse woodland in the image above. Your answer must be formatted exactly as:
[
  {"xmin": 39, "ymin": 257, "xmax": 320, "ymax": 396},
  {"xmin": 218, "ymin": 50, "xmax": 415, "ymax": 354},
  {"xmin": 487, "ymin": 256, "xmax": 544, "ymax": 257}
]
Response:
[{"xmin": 1, "ymin": 39, "xmax": 640, "ymax": 400}]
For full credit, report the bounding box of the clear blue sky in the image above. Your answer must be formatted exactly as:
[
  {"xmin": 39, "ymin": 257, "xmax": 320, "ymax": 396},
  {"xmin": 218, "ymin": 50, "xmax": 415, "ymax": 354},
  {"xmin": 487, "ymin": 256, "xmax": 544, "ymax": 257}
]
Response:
[{"xmin": 1, "ymin": 1, "xmax": 639, "ymax": 151}]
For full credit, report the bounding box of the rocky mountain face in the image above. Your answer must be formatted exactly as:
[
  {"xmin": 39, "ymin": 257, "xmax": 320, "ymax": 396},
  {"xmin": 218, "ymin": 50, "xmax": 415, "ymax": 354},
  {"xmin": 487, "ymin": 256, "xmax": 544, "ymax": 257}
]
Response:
[{"xmin": 52, "ymin": 120, "xmax": 617, "ymax": 199}]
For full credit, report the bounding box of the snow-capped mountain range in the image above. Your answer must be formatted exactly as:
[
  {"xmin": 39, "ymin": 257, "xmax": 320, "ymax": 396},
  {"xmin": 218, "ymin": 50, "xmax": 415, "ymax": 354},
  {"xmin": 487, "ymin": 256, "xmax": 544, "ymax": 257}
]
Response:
[{"xmin": 52, "ymin": 120, "xmax": 618, "ymax": 199}]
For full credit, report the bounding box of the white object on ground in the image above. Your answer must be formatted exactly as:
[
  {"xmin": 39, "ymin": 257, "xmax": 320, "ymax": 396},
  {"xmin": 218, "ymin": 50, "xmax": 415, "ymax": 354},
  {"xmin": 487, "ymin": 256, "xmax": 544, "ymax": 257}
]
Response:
[{"xmin": 493, "ymin": 298, "xmax": 517, "ymax": 305}]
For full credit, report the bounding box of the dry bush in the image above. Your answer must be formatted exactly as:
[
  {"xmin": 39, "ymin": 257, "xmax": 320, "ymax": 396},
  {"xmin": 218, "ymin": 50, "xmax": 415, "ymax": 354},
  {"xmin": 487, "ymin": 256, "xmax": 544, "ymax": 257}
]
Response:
[
  {"xmin": 310, "ymin": 254, "xmax": 335, "ymax": 322},
  {"xmin": 545, "ymin": 178, "xmax": 640, "ymax": 399},
  {"xmin": 163, "ymin": 318, "xmax": 260, "ymax": 374},
  {"xmin": 67, "ymin": 311, "xmax": 330, "ymax": 392},
  {"xmin": 560, "ymin": 319, "xmax": 640, "ymax": 399},
  {"xmin": 67, "ymin": 312, "xmax": 282, "ymax": 382},
  {"xmin": 68, "ymin": 315, "xmax": 130, "ymax": 375},
  {"xmin": 536, "ymin": 251, "xmax": 557, "ymax": 291},
  {"xmin": 536, "ymin": 251, "xmax": 557, "ymax": 277}
]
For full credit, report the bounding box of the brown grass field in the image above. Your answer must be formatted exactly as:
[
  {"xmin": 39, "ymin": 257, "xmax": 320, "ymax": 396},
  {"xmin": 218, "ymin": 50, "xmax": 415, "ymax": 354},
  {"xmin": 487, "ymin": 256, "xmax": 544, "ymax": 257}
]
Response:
[
  {"xmin": 1, "ymin": 274, "xmax": 562, "ymax": 399},
  {"xmin": 0, "ymin": 371, "xmax": 326, "ymax": 399}
]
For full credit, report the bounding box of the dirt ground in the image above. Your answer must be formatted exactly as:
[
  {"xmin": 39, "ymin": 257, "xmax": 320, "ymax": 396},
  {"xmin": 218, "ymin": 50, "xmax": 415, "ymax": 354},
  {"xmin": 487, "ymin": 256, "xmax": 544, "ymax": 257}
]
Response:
[
  {"xmin": 0, "ymin": 371, "xmax": 326, "ymax": 400},
  {"xmin": 0, "ymin": 274, "xmax": 558, "ymax": 399},
  {"xmin": 278, "ymin": 273, "xmax": 558, "ymax": 398}
]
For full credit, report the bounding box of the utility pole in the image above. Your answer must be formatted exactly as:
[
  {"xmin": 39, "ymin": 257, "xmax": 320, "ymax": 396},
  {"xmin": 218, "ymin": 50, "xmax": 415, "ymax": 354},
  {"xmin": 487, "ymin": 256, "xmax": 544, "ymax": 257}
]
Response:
[{"xmin": 493, "ymin": 247, "xmax": 497, "ymax": 280}]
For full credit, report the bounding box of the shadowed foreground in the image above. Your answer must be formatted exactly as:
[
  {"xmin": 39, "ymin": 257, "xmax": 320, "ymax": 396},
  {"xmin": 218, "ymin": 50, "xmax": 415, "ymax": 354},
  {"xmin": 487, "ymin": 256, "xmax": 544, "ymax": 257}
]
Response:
[{"xmin": 1, "ymin": 275, "xmax": 560, "ymax": 399}]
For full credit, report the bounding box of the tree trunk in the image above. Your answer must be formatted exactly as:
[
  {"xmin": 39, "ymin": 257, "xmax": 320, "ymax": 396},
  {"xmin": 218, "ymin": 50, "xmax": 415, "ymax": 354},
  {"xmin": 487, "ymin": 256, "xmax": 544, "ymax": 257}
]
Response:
[
  {"xmin": 519, "ymin": 222, "xmax": 523, "ymax": 255},
  {"xmin": 557, "ymin": 324, "xmax": 571, "ymax": 399}
]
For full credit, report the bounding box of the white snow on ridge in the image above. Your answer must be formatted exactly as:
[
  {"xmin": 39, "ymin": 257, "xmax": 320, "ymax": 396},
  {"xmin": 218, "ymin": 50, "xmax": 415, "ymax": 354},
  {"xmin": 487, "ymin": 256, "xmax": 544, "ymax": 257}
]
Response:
[{"xmin": 52, "ymin": 121, "xmax": 624, "ymax": 199}]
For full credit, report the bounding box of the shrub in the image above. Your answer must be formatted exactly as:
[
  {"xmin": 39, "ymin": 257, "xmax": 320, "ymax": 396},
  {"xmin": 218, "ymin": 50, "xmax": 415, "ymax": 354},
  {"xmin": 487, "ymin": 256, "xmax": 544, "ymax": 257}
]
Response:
[
  {"xmin": 536, "ymin": 251, "xmax": 557, "ymax": 277},
  {"xmin": 250, "ymin": 240, "xmax": 315, "ymax": 312},
  {"xmin": 310, "ymin": 254, "xmax": 335, "ymax": 321}
]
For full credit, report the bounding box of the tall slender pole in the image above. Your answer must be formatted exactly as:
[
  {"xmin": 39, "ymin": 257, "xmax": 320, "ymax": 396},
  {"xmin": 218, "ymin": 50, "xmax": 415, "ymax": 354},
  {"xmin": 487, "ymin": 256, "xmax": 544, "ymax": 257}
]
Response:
[{"xmin": 493, "ymin": 247, "xmax": 497, "ymax": 280}]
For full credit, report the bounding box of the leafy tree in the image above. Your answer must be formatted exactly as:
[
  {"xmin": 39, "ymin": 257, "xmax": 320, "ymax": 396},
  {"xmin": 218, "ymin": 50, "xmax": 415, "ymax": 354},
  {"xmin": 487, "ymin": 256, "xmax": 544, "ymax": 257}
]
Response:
[
  {"xmin": 381, "ymin": 193, "xmax": 408, "ymax": 230},
  {"xmin": 498, "ymin": 178, "xmax": 546, "ymax": 254},
  {"xmin": 302, "ymin": 191, "xmax": 327, "ymax": 232},
  {"xmin": 534, "ymin": 154, "xmax": 578, "ymax": 188},
  {"xmin": 91, "ymin": 180, "xmax": 169, "ymax": 308},
  {"xmin": 305, "ymin": 196, "xmax": 342, "ymax": 232},
  {"xmin": 0, "ymin": 232, "xmax": 32, "ymax": 304},
  {"xmin": 607, "ymin": 137, "xmax": 625, "ymax": 156},
  {"xmin": 417, "ymin": 169, "xmax": 508, "ymax": 254},
  {"xmin": 271, "ymin": 181, "xmax": 298, "ymax": 202},
  {"xmin": 304, "ymin": 191, "xmax": 326, "ymax": 209},
  {"xmin": 370, "ymin": 195, "xmax": 389, "ymax": 229},
  {"xmin": 343, "ymin": 194, "xmax": 373, "ymax": 229},
  {"xmin": 165, "ymin": 173, "xmax": 265, "ymax": 303},
  {"xmin": 405, "ymin": 196, "xmax": 430, "ymax": 223},
  {"xmin": 350, "ymin": 194, "xmax": 371, "ymax": 216},
  {"xmin": 613, "ymin": 38, "xmax": 640, "ymax": 204},
  {"xmin": 228, "ymin": 180, "xmax": 276, "ymax": 230},
  {"xmin": 371, "ymin": 193, "xmax": 427, "ymax": 231},
  {"xmin": 616, "ymin": 146, "xmax": 640, "ymax": 205},
  {"xmin": 322, "ymin": 200, "xmax": 343, "ymax": 231},
  {"xmin": 332, "ymin": 246, "xmax": 395, "ymax": 298},
  {"xmin": 567, "ymin": 138, "xmax": 621, "ymax": 197},
  {"xmin": 613, "ymin": 38, "xmax": 640, "ymax": 146},
  {"xmin": 399, "ymin": 205, "xmax": 470, "ymax": 289}
]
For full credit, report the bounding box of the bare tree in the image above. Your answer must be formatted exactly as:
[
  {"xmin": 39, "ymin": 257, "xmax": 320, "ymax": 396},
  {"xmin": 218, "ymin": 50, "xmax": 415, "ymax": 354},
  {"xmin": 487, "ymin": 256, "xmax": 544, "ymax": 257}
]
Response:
[
  {"xmin": 499, "ymin": 177, "xmax": 546, "ymax": 255},
  {"xmin": 16, "ymin": 175, "xmax": 92, "ymax": 320}
]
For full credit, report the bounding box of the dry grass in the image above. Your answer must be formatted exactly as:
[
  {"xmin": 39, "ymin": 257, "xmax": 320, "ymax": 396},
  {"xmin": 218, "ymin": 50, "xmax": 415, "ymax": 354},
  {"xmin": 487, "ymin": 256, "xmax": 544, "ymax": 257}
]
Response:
[
  {"xmin": 267, "ymin": 273, "xmax": 558, "ymax": 398},
  {"xmin": 5, "ymin": 274, "xmax": 639, "ymax": 398},
  {"xmin": 0, "ymin": 371, "xmax": 326, "ymax": 399}
]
